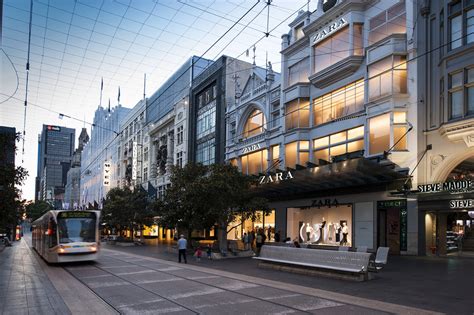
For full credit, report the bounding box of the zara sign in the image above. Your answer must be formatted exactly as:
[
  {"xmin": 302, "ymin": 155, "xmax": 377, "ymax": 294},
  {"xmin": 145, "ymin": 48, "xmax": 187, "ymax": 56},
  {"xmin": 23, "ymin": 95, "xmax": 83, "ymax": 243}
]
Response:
[
  {"xmin": 241, "ymin": 143, "xmax": 261, "ymax": 154},
  {"xmin": 258, "ymin": 171, "xmax": 293, "ymax": 185},
  {"xmin": 312, "ymin": 17, "xmax": 348, "ymax": 45}
]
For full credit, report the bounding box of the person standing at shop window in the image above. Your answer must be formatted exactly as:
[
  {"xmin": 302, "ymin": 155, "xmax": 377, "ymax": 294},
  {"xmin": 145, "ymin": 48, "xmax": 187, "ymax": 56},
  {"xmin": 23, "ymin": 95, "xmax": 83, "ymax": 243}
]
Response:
[
  {"xmin": 274, "ymin": 230, "xmax": 281, "ymax": 242},
  {"xmin": 243, "ymin": 233, "xmax": 249, "ymax": 250},
  {"xmin": 177, "ymin": 234, "xmax": 187, "ymax": 264},
  {"xmin": 255, "ymin": 229, "xmax": 266, "ymax": 256}
]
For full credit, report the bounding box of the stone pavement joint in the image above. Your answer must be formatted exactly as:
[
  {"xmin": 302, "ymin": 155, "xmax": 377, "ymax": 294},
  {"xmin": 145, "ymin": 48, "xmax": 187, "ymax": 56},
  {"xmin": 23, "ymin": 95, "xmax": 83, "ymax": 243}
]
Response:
[{"xmin": 102, "ymin": 248, "xmax": 443, "ymax": 315}]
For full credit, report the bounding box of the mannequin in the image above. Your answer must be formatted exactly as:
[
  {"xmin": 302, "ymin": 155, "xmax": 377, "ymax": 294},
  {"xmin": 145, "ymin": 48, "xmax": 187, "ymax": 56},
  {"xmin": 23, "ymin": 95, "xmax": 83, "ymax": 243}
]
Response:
[
  {"xmin": 317, "ymin": 217, "xmax": 326, "ymax": 244},
  {"xmin": 305, "ymin": 223, "xmax": 313, "ymax": 243},
  {"xmin": 341, "ymin": 222, "xmax": 349, "ymax": 245},
  {"xmin": 328, "ymin": 222, "xmax": 334, "ymax": 242},
  {"xmin": 335, "ymin": 223, "xmax": 341, "ymax": 243}
]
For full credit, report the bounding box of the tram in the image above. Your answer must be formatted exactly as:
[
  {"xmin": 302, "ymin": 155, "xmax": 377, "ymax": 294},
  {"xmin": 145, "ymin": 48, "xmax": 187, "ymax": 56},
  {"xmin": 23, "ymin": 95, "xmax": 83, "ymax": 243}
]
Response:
[{"xmin": 32, "ymin": 210, "xmax": 100, "ymax": 263}]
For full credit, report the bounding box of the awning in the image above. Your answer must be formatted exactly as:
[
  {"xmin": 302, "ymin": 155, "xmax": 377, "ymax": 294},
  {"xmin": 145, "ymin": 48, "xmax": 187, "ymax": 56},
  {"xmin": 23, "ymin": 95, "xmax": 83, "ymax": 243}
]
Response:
[{"xmin": 253, "ymin": 157, "xmax": 408, "ymax": 201}]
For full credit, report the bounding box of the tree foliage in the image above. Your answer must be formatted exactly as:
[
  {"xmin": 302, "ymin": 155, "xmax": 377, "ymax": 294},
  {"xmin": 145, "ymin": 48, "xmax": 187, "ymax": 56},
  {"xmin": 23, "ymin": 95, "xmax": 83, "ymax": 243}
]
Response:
[
  {"xmin": 26, "ymin": 200, "xmax": 52, "ymax": 221},
  {"xmin": 156, "ymin": 163, "xmax": 268, "ymax": 250},
  {"xmin": 102, "ymin": 186, "xmax": 155, "ymax": 239},
  {"xmin": 0, "ymin": 132, "xmax": 28, "ymax": 235}
]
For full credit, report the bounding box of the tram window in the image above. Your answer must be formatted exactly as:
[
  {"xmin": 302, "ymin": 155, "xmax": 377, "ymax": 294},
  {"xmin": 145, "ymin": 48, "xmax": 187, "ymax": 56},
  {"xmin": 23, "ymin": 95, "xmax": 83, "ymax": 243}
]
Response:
[
  {"xmin": 48, "ymin": 218, "xmax": 58, "ymax": 248},
  {"xmin": 58, "ymin": 212, "xmax": 96, "ymax": 243}
]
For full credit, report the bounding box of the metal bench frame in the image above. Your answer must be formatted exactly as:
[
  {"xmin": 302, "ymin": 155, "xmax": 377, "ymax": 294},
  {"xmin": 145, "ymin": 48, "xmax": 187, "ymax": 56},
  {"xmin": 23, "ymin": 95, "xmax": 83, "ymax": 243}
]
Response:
[{"xmin": 253, "ymin": 245, "xmax": 372, "ymax": 274}]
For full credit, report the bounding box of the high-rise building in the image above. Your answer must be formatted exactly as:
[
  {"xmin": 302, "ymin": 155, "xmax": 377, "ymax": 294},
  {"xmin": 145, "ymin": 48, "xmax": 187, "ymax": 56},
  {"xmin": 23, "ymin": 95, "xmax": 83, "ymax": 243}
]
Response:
[
  {"xmin": 80, "ymin": 105, "xmax": 131, "ymax": 208},
  {"xmin": 0, "ymin": 126, "xmax": 17, "ymax": 237},
  {"xmin": 35, "ymin": 125, "xmax": 76, "ymax": 208},
  {"xmin": 64, "ymin": 128, "xmax": 89, "ymax": 209}
]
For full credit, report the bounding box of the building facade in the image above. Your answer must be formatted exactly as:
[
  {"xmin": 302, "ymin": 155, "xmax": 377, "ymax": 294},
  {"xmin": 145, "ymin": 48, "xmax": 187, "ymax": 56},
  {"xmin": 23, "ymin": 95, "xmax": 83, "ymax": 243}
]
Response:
[
  {"xmin": 225, "ymin": 62, "xmax": 281, "ymax": 241},
  {"xmin": 189, "ymin": 56, "xmax": 253, "ymax": 166},
  {"xmin": 146, "ymin": 56, "xmax": 211, "ymax": 201},
  {"xmin": 416, "ymin": 0, "xmax": 474, "ymax": 256},
  {"xmin": 64, "ymin": 128, "xmax": 89, "ymax": 209},
  {"xmin": 80, "ymin": 105, "xmax": 130, "ymax": 208},
  {"xmin": 225, "ymin": 0, "xmax": 421, "ymax": 255},
  {"xmin": 36, "ymin": 125, "xmax": 76, "ymax": 208}
]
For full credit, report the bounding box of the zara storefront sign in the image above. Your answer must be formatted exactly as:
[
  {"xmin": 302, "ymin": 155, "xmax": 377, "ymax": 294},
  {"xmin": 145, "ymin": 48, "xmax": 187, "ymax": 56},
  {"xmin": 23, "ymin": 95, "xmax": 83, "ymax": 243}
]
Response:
[
  {"xmin": 258, "ymin": 171, "xmax": 293, "ymax": 185},
  {"xmin": 449, "ymin": 199, "xmax": 474, "ymax": 209},
  {"xmin": 241, "ymin": 143, "xmax": 261, "ymax": 154},
  {"xmin": 312, "ymin": 17, "xmax": 348, "ymax": 45},
  {"xmin": 132, "ymin": 142, "xmax": 138, "ymax": 180},
  {"xmin": 417, "ymin": 180, "xmax": 473, "ymax": 193}
]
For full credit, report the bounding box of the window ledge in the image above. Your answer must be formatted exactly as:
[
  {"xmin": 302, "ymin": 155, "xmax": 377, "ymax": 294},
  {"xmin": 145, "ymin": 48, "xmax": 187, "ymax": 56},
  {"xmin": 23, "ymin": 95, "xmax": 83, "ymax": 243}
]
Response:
[
  {"xmin": 309, "ymin": 56, "xmax": 364, "ymax": 89},
  {"xmin": 367, "ymin": 92, "xmax": 409, "ymax": 105},
  {"xmin": 439, "ymin": 116, "xmax": 474, "ymax": 143}
]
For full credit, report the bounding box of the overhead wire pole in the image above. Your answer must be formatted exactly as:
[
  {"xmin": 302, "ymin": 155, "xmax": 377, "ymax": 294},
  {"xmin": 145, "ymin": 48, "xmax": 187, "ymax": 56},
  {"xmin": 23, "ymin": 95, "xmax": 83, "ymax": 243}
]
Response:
[{"xmin": 22, "ymin": 0, "xmax": 33, "ymax": 164}]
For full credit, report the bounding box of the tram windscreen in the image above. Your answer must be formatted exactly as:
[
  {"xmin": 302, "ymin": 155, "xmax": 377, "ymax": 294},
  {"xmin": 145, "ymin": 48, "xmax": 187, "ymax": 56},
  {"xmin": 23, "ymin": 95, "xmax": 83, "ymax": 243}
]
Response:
[{"xmin": 57, "ymin": 212, "xmax": 96, "ymax": 243}]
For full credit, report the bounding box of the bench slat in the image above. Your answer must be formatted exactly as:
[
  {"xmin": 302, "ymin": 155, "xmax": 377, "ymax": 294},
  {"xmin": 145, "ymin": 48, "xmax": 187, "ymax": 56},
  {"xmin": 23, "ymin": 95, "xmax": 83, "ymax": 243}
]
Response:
[
  {"xmin": 253, "ymin": 256, "xmax": 365, "ymax": 273},
  {"xmin": 256, "ymin": 245, "xmax": 371, "ymax": 274}
]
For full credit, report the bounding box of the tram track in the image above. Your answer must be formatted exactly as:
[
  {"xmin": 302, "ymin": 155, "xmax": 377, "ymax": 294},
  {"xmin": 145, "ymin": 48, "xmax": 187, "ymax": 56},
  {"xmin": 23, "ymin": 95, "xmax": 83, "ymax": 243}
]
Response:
[{"xmin": 64, "ymin": 252, "xmax": 319, "ymax": 314}]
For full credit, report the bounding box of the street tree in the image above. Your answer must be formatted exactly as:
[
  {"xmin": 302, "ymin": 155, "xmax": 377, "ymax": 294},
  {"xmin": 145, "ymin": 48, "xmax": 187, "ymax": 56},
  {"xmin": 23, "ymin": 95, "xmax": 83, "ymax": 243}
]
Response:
[
  {"xmin": 205, "ymin": 163, "xmax": 269, "ymax": 251},
  {"xmin": 155, "ymin": 163, "xmax": 215, "ymax": 243},
  {"xmin": 102, "ymin": 186, "xmax": 154, "ymax": 240},
  {"xmin": 25, "ymin": 200, "xmax": 52, "ymax": 221},
  {"xmin": 0, "ymin": 132, "xmax": 28, "ymax": 238},
  {"xmin": 157, "ymin": 163, "xmax": 268, "ymax": 251}
]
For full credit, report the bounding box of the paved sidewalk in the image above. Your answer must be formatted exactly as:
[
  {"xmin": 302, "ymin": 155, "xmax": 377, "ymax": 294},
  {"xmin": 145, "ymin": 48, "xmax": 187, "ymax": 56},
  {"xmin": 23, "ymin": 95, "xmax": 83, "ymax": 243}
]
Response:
[
  {"xmin": 104, "ymin": 242, "xmax": 474, "ymax": 314},
  {"xmin": 0, "ymin": 239, "xmax": 71, "ymax": 315},
  {"xmin": 62, "ymin": 248, "xmax": 440, "ymax": 314}
]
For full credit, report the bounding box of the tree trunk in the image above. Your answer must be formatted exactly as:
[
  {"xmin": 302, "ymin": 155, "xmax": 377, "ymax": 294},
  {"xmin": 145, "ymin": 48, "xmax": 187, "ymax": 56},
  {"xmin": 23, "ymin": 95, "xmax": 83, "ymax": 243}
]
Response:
[{"xmin": 218, "ymin": 221, "xmax": 228, "ymax": 254}]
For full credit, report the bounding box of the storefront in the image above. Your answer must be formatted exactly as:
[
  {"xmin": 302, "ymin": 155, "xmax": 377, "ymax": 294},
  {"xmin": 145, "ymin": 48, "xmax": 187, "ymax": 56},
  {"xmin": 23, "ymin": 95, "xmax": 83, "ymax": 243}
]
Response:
[
  {"xmin": 227, "ymin": 210, "xmax": 276, "ymax": 241},
  {"xmin": 254, "ymin": 156, "xmax": 412, "ymax": 253},
  {"xmin": 417, "ymin": 179, "xmax": 474, "ymax": 256}
]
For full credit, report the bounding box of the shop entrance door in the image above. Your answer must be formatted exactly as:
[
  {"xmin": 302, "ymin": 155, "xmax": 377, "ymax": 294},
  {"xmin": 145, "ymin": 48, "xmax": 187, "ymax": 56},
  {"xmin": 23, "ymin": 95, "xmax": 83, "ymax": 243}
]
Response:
[
  {"xmin": 377, "ymin": 200, "xmax": 408, "ymax": 255},
  {"xmin": 378, "ymin": 208, "xmax": 400, "ymax": 254}
]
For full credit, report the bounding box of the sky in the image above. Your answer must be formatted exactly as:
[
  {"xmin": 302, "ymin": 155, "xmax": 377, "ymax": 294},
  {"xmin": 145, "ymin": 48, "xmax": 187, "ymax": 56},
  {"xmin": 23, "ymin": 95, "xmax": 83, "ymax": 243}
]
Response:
[{"xmin": 0, "ymin": 0, "xmax": 316, "ymax": 201}]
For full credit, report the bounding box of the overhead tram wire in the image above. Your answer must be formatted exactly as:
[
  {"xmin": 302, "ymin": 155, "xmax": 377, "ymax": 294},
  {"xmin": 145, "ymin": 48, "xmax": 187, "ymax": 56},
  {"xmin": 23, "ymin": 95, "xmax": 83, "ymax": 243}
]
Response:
[
  {"xmin": 9, "ymin": 2, "xmax": 454, "ymax": 174},
  {"xmin": 70, "ymin": 0, "xmax": 265, "ymax": 176},
  {"xmin": 0, "ymin": 48, "xmax": 19, "ymax": 105},
  {"xmin": 168, "ymin": 29, "xmax": 474, "ymax": 166},
  {"xmin": 21, "ymin": 0, "xmax": 34, "ymax": 164},
  {"xmin": 176, "ymin": 0, "xmax": 279, "ymax": 39}
]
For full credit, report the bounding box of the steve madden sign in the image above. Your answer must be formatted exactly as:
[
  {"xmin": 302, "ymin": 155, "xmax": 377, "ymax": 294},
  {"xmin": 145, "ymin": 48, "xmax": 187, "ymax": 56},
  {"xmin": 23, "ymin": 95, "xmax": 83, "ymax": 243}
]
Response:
[
  {"xmin": 241, "ymin": 143, "xmax": 261, "ymax": 154},
  {"xmin": 450, "ymin": 199, "xmax": 474, "ymax": 209},
  {"xmin": 417, "ymin": 180, "xmax": 473, "ymax": 193},
  {"xmin": 312, "ymin": 17, "xmax": 348, "ymax": 45},
  {"xmin": 258, "ymin": 171, "xmax": 293, "ymax": 185}
]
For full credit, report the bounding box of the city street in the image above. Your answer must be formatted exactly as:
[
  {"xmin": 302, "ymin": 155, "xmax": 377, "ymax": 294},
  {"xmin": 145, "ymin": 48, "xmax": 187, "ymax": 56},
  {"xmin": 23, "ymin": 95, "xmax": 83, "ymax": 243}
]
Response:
[{"xmin": 2, "ymin": 237, "xmax": 472, "ymax": 314}]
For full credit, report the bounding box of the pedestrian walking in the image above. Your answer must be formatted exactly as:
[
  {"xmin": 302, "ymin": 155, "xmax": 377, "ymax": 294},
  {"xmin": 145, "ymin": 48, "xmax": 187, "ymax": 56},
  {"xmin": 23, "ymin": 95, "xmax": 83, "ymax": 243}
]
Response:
[
  {"xmin": 177, "ymin": 234, "xmax": 187, "ymax": 264},
  {"xmin": 206, "ymin": 244, "xmax": 212, "ymax": 259},
  {"xmin": 243, "ymin": 233, "xmax": 249, "ymax": 250},
  {"xmin": 249, "ymin": 229, "xmax": 255, "ymax": 251},
  {"xmin": 194, "ymin": 246, "xmax": 202, "ymax": 262}
]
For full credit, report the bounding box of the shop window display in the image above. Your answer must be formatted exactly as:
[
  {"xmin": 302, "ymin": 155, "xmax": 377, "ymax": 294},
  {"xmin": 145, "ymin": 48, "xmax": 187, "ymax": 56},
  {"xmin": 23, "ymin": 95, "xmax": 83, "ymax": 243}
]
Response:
[
  {"xmin": 227, "ymin": 210, "xmax": 276, "ymax": 242},
  {"xmin": 287, "ymin": 205, "xmax": 352, "ymax": 246}
]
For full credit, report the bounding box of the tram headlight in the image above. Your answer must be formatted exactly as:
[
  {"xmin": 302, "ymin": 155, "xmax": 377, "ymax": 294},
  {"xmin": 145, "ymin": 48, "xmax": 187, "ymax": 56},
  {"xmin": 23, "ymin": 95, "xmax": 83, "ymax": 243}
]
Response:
[
  {"xmin": 58, "ymin": 247, "xmax": 65, "ymax": 253},
  {"xmin": 90, "ymin": 246, "xmax": 97, "ymax": 252}
]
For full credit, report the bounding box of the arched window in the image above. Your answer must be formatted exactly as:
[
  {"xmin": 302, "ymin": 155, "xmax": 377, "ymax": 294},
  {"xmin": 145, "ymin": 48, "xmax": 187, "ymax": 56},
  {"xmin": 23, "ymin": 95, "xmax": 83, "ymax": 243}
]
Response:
[{"xmin": 243, "ymin": 109, "xmax": 265, "ymax": 138}]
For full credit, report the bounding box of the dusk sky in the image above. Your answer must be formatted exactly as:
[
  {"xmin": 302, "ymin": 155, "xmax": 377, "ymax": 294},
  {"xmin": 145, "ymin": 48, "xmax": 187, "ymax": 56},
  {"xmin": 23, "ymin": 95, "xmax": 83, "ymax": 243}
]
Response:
[{"xmin": 1, "ymin": 0, "xmax": 316, "ymax": 200}]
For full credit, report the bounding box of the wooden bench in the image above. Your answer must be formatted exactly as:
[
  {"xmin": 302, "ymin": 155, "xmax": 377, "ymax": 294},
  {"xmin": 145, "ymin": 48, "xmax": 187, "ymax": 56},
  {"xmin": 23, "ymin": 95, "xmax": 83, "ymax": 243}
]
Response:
[{"xmin": 253, "ymin": 245, "xmax": 373, "ymax": 281}]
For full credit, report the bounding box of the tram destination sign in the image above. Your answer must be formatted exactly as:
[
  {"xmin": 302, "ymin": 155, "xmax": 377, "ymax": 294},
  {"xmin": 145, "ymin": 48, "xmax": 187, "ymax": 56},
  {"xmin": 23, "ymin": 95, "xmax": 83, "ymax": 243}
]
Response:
[
  {"xmin": 417, "ymin": 180, "xmax": 473, "ymax": 193},
  {"xmin": 58, "ymin": 211, "xmax": 95, "ymax": 219}
]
